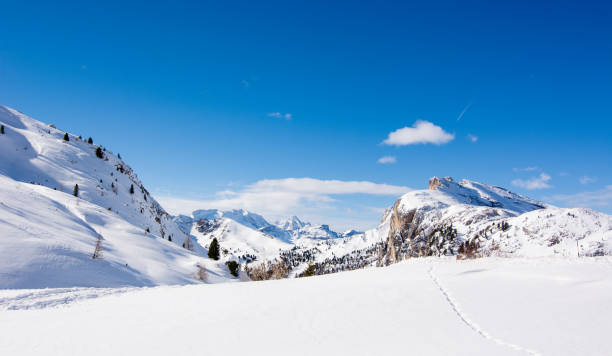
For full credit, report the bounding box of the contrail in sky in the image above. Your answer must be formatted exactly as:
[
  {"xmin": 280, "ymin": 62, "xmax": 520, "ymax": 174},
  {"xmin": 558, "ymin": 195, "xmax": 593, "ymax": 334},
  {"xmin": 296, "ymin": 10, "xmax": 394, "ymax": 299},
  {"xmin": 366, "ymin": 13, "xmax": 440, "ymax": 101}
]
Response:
[{"xmin": 456, "ymin": 102, "xmax": 472, "ymax": 121}]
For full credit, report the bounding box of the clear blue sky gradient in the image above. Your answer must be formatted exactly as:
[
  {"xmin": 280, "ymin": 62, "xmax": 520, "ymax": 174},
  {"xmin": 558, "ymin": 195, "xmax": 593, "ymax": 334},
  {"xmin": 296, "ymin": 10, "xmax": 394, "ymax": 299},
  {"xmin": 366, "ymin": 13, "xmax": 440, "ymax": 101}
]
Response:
[{"xmin": 1, "ymin": 1, "xmax": 610, "ymax": 228}]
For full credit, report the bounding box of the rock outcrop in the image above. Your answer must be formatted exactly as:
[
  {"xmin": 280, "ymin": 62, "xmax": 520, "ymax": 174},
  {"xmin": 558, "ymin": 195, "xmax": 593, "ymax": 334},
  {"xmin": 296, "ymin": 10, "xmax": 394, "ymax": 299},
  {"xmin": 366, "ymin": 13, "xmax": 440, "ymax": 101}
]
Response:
[
  {"xmin": 377, "ymin": 200, "xmax": 421, "ymax": 266},
  {"xmin": 428, "ymin": 176, "xmax": 451, "ymax": 190}
]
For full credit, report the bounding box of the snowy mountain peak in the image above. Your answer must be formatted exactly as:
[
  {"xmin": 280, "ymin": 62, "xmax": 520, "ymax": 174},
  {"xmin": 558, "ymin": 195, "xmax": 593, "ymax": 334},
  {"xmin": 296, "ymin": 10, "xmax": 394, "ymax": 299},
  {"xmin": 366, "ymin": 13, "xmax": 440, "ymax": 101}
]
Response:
[
  {"xmin": 400, "ymin": 176, "xmax": 546, "ymax": 214},
  {"xmin": 276, "ymin": 215, "xmax": 309, "ymax": 230},
  {"xmin": 192, "ymin": 209, "xmax": 271, "ymax": 230},
  {"xmin": 183, "ymin": 207, "xmax": 342, "ymax": 249},
  {"xmin": 294, "ymin": 224, "xmax": 340, "ymax": 240},
  {"xmin": 428, "ymin": 176, "xmax": 454, "ymax": 190},
  {"xmin": 340, "ymin": 229, "xmax": 363, "ymax": 238}
]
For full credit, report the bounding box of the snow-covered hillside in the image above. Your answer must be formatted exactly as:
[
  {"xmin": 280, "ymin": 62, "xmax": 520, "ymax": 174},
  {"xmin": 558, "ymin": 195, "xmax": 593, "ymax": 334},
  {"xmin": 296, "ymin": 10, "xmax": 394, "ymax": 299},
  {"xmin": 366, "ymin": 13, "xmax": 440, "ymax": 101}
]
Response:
[
  {"xmin": 2, "ymin": 257, "xmax": 611, "ymax": 356},
  {"xmin": 376, "ymin": 176, "xmax": 612, "ymax": 265},
  {"xmin": 0, "ymin": 106, "xmax": 236, "ymax": 288}
]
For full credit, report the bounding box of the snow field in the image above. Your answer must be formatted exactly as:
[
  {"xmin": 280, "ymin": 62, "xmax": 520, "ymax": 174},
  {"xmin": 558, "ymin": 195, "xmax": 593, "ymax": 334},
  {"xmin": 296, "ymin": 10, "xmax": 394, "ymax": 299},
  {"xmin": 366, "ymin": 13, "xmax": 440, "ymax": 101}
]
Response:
[{"xmin": 2, "ymin": 257, "xmax": 611, "ymax": 356}]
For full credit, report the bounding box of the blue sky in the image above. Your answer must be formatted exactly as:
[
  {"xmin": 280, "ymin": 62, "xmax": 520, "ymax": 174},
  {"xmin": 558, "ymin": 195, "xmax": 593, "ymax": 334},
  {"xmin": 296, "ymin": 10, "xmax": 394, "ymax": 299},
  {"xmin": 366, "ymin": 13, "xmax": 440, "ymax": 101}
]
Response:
[{"xmin": 1, "ymin": 1, "xmax": 611, "ymax": 230}]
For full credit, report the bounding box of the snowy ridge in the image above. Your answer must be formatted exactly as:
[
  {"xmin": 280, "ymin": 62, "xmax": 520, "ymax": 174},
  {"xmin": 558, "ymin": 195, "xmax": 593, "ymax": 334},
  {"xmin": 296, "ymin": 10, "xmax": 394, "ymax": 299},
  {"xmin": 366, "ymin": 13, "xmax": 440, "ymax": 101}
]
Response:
[
  {"xmin": 276, "ymin": 215, "xmax": 309, "ymax": 231},
  {"xmin": 0, "ymin": 105, "xmax": 237, "ymax": 288},
  {"xmin": 377, "ymin": 176, "xmax": 612, "ymax": 263},
  {"xmin": 0, "ymin": 106, "xmax": 186, "ymax": 246},
  {"xmin": 398, "ymin": 176, "xmax": 546, "ymax": 215}
]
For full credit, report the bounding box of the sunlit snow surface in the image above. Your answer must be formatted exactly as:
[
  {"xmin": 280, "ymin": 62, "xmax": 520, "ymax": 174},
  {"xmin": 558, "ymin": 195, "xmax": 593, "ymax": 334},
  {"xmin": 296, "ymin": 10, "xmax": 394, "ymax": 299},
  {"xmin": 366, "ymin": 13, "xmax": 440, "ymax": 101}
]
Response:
[
  {"xmin": 0, "ymin": 106, "xmax": 234, "ymax": 287},
  {"xmin": 1, "ymin": 257, "xmax": 611, "ymax": 356}
]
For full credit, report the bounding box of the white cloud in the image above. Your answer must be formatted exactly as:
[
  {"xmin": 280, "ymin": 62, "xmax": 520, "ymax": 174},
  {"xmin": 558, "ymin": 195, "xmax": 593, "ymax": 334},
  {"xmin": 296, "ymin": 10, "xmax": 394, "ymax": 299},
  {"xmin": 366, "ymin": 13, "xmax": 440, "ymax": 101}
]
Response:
[
  {"xmin": 467, "ymin": 134, "xmax": 478, "ymax": 142},
  {"xmin": 247, "ymin": 178, "xmax": 410, "ymax": 196},
  {"xmin": 156, "ymin": 178, "xmax": 412, "ymax": 231},
  {"xmin": 511, "ymin": 173, "xmax": 552, "ymax": 190},
  {"xmin": 513, "ymin": 166, "xmax": 539, "ymax": 172},
  {"xmin": 579, "ymin": 176, "xmax": 596, "ymax": 185},
  {"xmin": 267, "ymin": 112, "xmax": 292, "ymax": 120},
  {"xmin": 548, "ymin": 185, "xmax": 612, "ymax": 208},
  {"xmin": 382, "ymin": 120, "xmax": 454, "ymax": 146},
  {"xmin": 377, "ymin": 156, "xmax": 397, "ymax": 164}
]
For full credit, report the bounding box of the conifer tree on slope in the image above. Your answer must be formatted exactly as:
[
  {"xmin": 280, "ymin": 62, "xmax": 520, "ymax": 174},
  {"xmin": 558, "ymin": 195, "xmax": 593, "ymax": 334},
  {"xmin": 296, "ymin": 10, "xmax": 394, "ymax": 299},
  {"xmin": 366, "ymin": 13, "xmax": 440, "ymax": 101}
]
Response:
[{"xmin": 208, "ymin": 238, "xmax": 220, "ymax": 260}]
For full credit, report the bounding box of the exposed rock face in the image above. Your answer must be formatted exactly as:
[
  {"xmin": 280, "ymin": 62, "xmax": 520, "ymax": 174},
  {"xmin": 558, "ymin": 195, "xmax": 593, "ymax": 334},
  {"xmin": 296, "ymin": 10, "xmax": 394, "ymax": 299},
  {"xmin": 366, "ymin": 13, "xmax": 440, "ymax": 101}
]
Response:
[
  {"xmin": 428, "ymin": 176, "xmax": 444, "ymax": 190},
  {"xmin": 428, "ymin": 176, "xmax": 458, "ymax": 191},
  {"xmin": 377, "ymin": 199, "xmax": 421, "ymax": 266}
]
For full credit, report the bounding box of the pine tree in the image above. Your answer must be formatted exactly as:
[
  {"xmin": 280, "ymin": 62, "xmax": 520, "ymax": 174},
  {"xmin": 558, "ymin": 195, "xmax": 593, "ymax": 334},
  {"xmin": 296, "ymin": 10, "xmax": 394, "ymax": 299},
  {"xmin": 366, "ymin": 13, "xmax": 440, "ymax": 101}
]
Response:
[
  {"xmin": 88, "ymin": 137, "xmax": 93, "ymax": 144},
  {"xmin": 129, "ymin": 184, "xmax": 134, "ymax": 194},
  {"xmin": 0, "ymin": 125, "xmax": 4, "ymax": 134},
  {"xmin": 225, "ymin": 261, "xmax": 239, "ymax": 277},
  {"xmin": 73, "ymin": 184, "xmax": 79, "ymax": 197},
  {"xmin": 63, "ymin": 133, "xmax": 69, "ymax": 141},
  {"xmin": 118, "ymin": 153, "xmax": 121, "ymax": 159},
  {"xmin": 95, "ymin": 146, "xmax": 104, "ymax": 158},
  {"xmin": 300, "ymin": 264, "xmax": 316, "ymax": 277},
  {"xmin": 208, "ymin": 238, "xmax": 220, "ymax": 260}
]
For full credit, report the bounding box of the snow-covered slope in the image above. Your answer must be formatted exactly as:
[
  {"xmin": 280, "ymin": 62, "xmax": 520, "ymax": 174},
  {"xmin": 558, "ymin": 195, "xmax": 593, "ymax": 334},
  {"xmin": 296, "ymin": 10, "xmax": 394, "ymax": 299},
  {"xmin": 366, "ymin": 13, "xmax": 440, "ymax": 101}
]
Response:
[
  {"xmin": 189, "ymin": 213, "xmax": 292, "ymax": 261},
  {"xmin": 0, "ymin": 106, "xmax": 187, "ymax": 246},
  {"xmin": 3, "ymin": 257, "xmax": 612, "ymax": 356},
  {"xmin": 483, "ymin": 207, "xmax": 612, "ymax": 257},
  {"xmin": 0, "ymin": 175, "xmax": 237, "ymax": 288},
  {"xmin": 0, "ymin": 105, "xmax": 236, "ymax": 288},
  {"xmin": 376, "ymin": 177, "xmax": 612, "ymax": 265}
]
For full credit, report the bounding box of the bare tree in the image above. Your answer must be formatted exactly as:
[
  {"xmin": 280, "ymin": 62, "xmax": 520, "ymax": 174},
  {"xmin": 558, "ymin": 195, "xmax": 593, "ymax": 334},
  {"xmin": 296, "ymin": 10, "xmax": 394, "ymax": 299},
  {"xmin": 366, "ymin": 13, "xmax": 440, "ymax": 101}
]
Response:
[
  {"xmin": 92, "ymin": 234, "xmax": 103, "ymax": 259},
  {"xmin": 182, "ymin": 236, "xmax": 194, "ymax": 251},
  {"xmin": 196, "ymin": 264, "xmax": 207, "ymax": 282}
]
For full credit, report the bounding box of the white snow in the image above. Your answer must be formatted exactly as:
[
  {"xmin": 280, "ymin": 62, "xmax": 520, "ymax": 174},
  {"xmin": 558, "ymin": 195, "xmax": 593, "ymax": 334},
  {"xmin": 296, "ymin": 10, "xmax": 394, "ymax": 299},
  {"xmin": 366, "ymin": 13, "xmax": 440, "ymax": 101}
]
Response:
[
  {"xmin": 388, "ymin": 176, "xmax": 612, "ymax": 257},
  {"xmin": 397, "ymin": 176, "xmax": 546, "ymax": 215},
  {"xmin": 0, "ymin": 105, "xmax": 236, "ymax": 288},
  {"xmin": 1, "ymin": 257, "xmax": 611, "ymax": 355},
  {"xmin": 190, "ymin": 216, "xmax": 292, "ymax": 260},
  {"xmin": 0, "ymin": 174, "xmax": 234, "ymax": 288}
]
